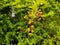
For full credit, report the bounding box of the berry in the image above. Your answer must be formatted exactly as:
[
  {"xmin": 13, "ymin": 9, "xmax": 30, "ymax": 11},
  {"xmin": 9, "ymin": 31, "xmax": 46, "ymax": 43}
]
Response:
[
  {"xmin": 28, "ymin": 28, "xmax": 31, "ymax": 33},
  {"xmin": 37, "ymin": 11, "xmax": 42, "ymax": 17},
  {"xmin": 31, "ymin": 25, "xmax": 34, "ymax": 30},
  {"xmin": 38, "ymin": 9, "xmax": 42, "ymax": 12},
  {"xmin": 31, "ymin": 30, "xmax": 34, "ymax": 33},
  {"xmin": 28, "ymin": 20, "xmax": 34, "ymax": 25},
  {"xmin": 28, "ymin": 33, "xmax": 33, "ymax": 37}
]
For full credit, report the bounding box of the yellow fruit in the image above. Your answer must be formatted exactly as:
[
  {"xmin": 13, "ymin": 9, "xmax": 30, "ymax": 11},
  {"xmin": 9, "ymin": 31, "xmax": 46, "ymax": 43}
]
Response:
[
  {"xmin": 28, "ymin": 28, "xmax": 31, "ymax": 33},
  {"xmin": 28, "ymin": 21, "xmax": 32, "ymax": 25},
  {"xmin": 28, "ymin": 33, "xmax": 33, "ymax": 37},
  {"xmin": 36, "ymin": 9, "xmax": 42, "ymax": 17},
  {"xmin": 31, "ymin": 25, "xmax": 34, "ymax": 30},
  {"xmin": 37, "ymin": 12, "xmax": 42, "ymax": 17},
  {"xmin": 28, "ymin": 20, "xmax": 34, "ymax": 25},
  {"xmin": 38, "ymin": 9, "xmax": 42, "ymax": 12},
  {"xmin": 31, "ymin": 30, "xmax": 34, "ymax": 33}
]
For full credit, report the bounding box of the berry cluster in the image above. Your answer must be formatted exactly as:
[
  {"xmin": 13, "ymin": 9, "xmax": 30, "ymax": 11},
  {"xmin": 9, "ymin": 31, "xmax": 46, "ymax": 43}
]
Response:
[{"xmin": 24, "ymin": 9, "xmax": 42, "ymax": 37}]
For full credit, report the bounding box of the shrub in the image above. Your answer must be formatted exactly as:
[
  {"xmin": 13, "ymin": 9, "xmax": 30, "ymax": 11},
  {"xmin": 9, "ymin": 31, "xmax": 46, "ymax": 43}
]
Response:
[{"xmin": 0, "ymin": 0, "xmax": 60, "ymax": 45}]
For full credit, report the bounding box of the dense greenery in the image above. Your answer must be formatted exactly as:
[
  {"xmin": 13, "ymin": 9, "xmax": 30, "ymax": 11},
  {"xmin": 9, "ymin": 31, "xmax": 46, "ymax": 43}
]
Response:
[{"xmin": 0, "ymin": 0, "xmax": 60, "ymax": 45}]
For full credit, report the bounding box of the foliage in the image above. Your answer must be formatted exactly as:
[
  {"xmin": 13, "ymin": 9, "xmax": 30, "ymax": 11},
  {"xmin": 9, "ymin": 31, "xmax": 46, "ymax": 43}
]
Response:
[{"xmin": 0, "ymin": 0, "xmax": 60, "ymax": 45}]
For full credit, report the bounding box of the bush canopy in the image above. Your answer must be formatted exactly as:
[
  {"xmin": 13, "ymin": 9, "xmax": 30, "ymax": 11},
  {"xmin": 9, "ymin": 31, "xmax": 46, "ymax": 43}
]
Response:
[{"xmin": 0, "ymin": 0, "xmax": 60, "ymax": 45}]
